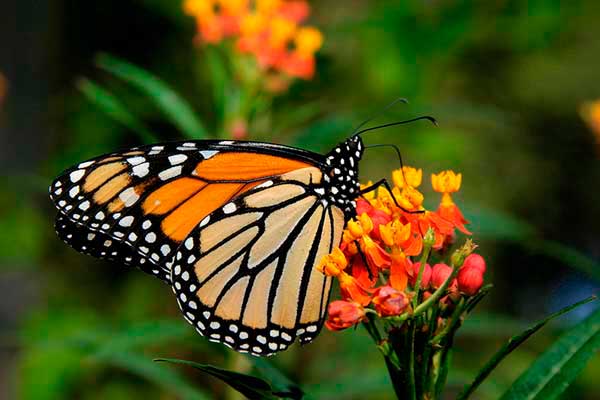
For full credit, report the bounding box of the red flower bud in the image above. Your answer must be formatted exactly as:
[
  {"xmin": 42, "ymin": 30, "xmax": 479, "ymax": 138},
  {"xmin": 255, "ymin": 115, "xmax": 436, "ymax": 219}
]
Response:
[
  {"xmin": 431, "ymin": 263, "xmax": 453, "ymax": 289},
  {"xmin": 325, "ymin": 300, "xmax": 366, "ymax": 331},
  {"xmin": 372, "ymin": 286, "xmax": 410, "ymax": 317},
  {"xmin": 409, "ymin": 262, "xmax": 432, "ymax": 289},
  {"xmin": 457, "ymin": 266, "xmax": 484, "ymax": 296},
  {"xmin": 462, "ymin": 253, "xmax": 486, "ymax": 273}
]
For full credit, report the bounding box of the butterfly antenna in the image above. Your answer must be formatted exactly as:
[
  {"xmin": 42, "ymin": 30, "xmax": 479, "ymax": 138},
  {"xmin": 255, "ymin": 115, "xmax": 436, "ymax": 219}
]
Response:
[
  {"xmin": 365, "ymin": 143, "xmax": 407, "ymax": 171},
  {"xmin": 354, "ymin": 115, "xmax": 437, "ymax": 137},
  {"xmin": 351, "ymin": 97, "xmax": 409, "ymax": 135}
]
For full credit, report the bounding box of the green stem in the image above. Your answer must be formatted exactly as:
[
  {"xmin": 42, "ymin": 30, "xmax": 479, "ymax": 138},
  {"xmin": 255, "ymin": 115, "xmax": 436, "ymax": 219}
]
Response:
[
  {"xmin": 422, "ymin": 306, "xmax": 440, "ymax": 395},
  {"xmin": 412, "ymin": 231, "xmax": 434, "ymax": 310},
  {"xmin": 407, "ymin": 322, "xmax": 417, "ymax": 400},
  {"xmin": 430, "ymin": 297, "xmax": 466, "ymax": 345}
]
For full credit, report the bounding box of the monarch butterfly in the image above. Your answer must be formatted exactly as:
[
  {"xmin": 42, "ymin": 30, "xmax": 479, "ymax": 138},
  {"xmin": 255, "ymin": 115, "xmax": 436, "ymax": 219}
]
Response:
[{"xmin": 49, "ymin": 116, "xmax": 432, "ymax": 356}]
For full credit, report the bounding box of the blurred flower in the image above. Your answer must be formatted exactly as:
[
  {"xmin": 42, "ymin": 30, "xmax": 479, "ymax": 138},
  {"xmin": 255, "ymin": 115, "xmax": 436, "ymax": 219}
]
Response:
[
  {"xmin": 372, "ymin": 286, "xmax": 410, "ymax": 317},
  {"xmin": 184, "ymin": 0, "xmax": 323, "ymax": 80},
  {"xmin": 580, "ymin": 100, "xmax": 600, "ymax": 152},
  {"xmin": 0, "ymin": 72, "xmax": 7, "ymax": 108},
  {"xmin": 325, "ymin": 300, "xmax": 366, "ymax": 331}
]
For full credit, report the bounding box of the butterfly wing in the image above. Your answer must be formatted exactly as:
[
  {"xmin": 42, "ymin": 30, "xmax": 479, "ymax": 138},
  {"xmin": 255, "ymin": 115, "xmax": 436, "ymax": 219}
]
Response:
[
  {"xmin": 171, "ymin": 168, "xmax": 345, "ymax": 356},
  {"xmin": 49, "ymin": 140, "xmax": 324, "ymax": 283}
]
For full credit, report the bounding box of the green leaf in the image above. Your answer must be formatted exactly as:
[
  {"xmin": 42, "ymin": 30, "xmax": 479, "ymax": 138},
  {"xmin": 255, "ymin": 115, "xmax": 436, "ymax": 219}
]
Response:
[
  {"xmin": 456, "ymin": 295, "xmax": 597, "ymax": 400},
  {"xmin": 500, "ymin": 306, "xmax": 600, "ymax": 400},
  {"xmin": 77, "ymin": 78, "xmax": 159, "ymax": 143},
  {"xmin": 248, "ymin": 357, "xmax": 304, "ymax": 399},
  {"xmin": 156, "ymin": 358, "xmax": 298, "ymax": 400},
  {"xmin": 96, "ymin": 53, "xmax": 208, "ymax": 139},
  {"xmin": 97, "ymin": 352, "xmax": 209, "ymax": 400}
]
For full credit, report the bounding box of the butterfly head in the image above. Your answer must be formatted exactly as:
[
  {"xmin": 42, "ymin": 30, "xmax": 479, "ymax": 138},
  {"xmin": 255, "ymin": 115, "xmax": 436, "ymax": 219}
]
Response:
[{"xmin": 323, "ymin": 135, "xmax": 364, "ymax": 216}]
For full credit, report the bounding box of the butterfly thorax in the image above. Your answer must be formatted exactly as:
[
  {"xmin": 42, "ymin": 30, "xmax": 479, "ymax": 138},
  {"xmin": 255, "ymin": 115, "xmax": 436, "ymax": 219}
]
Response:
[{"xmin": 323, "ymin": 135, "xmax": 364, "ymax": 218}]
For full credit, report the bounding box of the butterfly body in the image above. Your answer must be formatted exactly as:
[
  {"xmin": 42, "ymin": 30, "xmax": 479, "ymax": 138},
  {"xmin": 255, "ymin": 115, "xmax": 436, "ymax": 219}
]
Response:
[{"xmin": 50, "ymin": 136, "xmax": 364, "ymax": 356}]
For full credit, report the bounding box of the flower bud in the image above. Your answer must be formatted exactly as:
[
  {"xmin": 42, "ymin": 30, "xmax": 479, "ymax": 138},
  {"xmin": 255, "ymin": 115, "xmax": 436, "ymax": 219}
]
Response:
[
  {"xmin": 325, "ymin": 300, "xmax": 366, "ymax": 331},
  {"xmin": 457, "ymin": 266, "xmax": 484, "ymax": 296},
  {"xmin": 450, "ymin": 239, "xmax": 477, "ymax": 267},
  {"xmin": 372, "ymin": 286, "xmax": 410, "ymax": 317},
  {"xmin": 462, "ymin": 253, "xmax": 486, "ymax": 274},
  {"xmin": 431, "ymin": 263, "xmax": 453, "ymax": 289},
  {"xmin": 409, "ymin": 262, "xmax": 432, "ymax": 289},
  {"xmin": 423, "ymin": 227, "xmax": 436, "ymax": 247}
]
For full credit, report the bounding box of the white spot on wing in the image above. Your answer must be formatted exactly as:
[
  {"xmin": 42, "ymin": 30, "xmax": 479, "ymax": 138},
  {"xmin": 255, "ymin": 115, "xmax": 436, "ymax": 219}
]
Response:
[
  {"xmin": 119, "ymin": 187, "xmax": 140, "ymax": 207},
  {"xmin": 132, "ymin": 162, "xmax": 149, "ymax": 178},
  {"xmin": 78, "ymin": 161, "xmax": 94, "ymax": 168},
  {"xmin": 159, "ymin": 166, "xmax": 182, "ymax": 181},
  {"xmin": 119, "ymin": 216, "xmax": 134, "ymax": 227},
  {"xmin": 199, "ymin": 150, "xmax": 219, "ymax": 159},
  {"xmin": 127, "ymin": 156, "xmax": 145, "ymax": 166},
  {"xmin": 223, "ymin": 203, "xmax": 237, "ymax": 214},
  {"xmin": 69, "ymin": 186, "xmax": 80, "ymax": 198},
  {"xmin": 70, "ymin": 170, "xmax": 85, "ymax": 183},
  {"xmin": 168, "ymin": 154, "xmax": 188, "ymax": 165}
]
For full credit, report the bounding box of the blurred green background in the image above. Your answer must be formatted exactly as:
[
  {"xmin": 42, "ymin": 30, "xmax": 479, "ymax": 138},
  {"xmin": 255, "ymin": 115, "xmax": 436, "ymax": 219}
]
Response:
[{"xmin": 1, "ymin": 0, "xmax": 599, "ymax": 399}]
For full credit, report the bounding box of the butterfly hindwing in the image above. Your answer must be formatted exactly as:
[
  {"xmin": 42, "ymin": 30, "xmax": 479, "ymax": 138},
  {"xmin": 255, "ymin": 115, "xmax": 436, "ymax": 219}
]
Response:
[
  {"xmin": 54, "ymin": 214, "xmax": 170, "ymax": 281},
  {"xmin": 171, "ymin": 169, "xmax": 345, "ymax": 356},
  {"xmin": 49, "ymin": 141, "xmax": 323, "ymax": 283}
]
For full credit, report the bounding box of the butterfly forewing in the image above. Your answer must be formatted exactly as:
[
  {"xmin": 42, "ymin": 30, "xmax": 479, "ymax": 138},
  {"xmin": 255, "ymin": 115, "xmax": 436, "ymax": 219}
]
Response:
[
  {"xmin": 49, "ymin": 141, "xmax": 322, "ymax": 283},
  {"xmin": 171, "ymin": 171, "xmax": 345, "ymax": 356}
]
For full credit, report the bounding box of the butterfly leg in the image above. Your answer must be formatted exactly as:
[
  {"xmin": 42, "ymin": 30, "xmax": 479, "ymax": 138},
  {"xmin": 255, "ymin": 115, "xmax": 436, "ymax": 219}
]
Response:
[{"xmin": 357, "ymin": 179, "xmax": 424, "ymax": 214}]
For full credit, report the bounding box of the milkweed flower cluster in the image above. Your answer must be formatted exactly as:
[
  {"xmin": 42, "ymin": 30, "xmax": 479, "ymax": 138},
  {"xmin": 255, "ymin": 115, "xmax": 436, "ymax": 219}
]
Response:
[
  {"xmin": 317, "ymin": 167, "xmax": 486, "ymax": 330},
  {"xmin": 183, "ymin": 0, "xmax": 323, "ymax": 80},
  {"xmin": 318, "ymin": 166, "xmax": 489, "ymax": 399}
]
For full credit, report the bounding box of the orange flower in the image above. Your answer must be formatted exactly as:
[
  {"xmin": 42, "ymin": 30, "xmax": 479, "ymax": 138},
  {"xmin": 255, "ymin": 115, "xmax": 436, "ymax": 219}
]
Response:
[
  {"xmin": 580, "ymin": 100, "xmax": 600, "ymax": 146},
  {"xmin": 351, "ymin": 255, "xmax": 378, "ymax": 288},
  {"xmin": 325, "ymin": 300, "xmax": 366, "ymax": 331},
  {"xmin": 432, "ymin": 170, "xmax": 471, "ymax": 235},
  {"xmin": 184, "ymin": 0, "xmax": 323, "ymax": 81},
  {"xmin": 431, "ymin": 170, "xmax": 462, "ymax": 193},
  {"xmin": 338, "ymin": 271, "xmax": 372, "ymax": 305},
  {"xmin": 372, "ymin": 286, "xmax": 410, "ymax": 317},
  {"xmin": 392, "ymin": 166, "xmax": 422, "ymax": 189},
  {"xmin": 389, "ymin": 249, "xmax": 410, "ymax": 291},
  {"xmin": 316, "ymin": 247, "xmax": 347, "ymax": 277},
  {"xmin": 294, "ymin": 26, "xmax": 323, "ymax": 57},
  {"xmin": 277, "ymin": 0, "xmax": 310, "ymax": 22}
]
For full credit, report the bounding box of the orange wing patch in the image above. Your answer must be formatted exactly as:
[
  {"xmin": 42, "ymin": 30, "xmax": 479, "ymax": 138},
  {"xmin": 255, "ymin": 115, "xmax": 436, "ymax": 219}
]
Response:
[
  {"xmin": 143, "ymin": 178, "xmax": 207, "ymax": 215},
  {"xmin": 162, "ymin": 183, "xmax": 245, "ymax": 242},
  {"xmin": 194, "ymin": 153, "xmax": 311, "ymax": 181}
]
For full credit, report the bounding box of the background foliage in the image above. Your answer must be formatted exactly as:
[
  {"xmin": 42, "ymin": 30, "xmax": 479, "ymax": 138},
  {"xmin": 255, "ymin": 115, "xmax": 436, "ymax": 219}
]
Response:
[{"xmin": 1, "ymin": 0, "xmax": 599, "ymax": 399}]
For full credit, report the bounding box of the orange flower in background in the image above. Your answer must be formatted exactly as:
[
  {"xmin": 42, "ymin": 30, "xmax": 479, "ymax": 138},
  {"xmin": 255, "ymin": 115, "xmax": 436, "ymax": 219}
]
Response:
[
  {"xmin": 184, "ymin": 0, "xmax": 323, "ymax": 80},
  {"xmin": 580, "ymin": 100, "xmax": 600, "ymax": 153}
]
